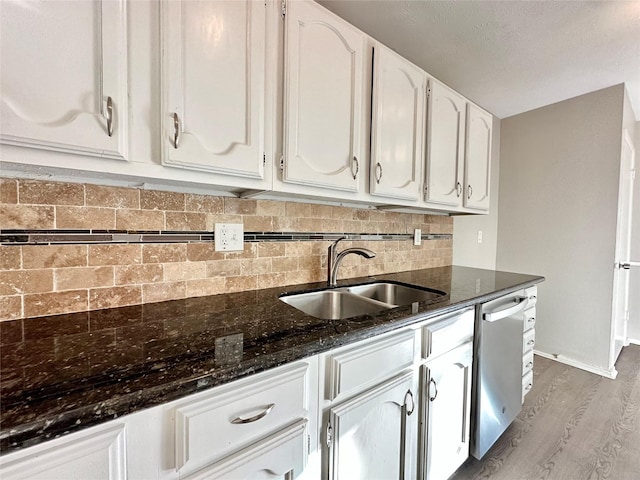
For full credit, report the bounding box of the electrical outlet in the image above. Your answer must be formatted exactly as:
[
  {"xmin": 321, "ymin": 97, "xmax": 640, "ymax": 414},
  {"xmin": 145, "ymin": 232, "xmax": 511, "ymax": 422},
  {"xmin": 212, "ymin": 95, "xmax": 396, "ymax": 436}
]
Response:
[
  {"xmin": 215, "ymin": 223, "xmax": 244, "ymax": 251},
  {"xmin": 477, "ymin": 230, "xmax": 483, "ymax": 244},
  {"xmin": 414, "ymin": 228, "xmax": 422, "ymax": 246}
]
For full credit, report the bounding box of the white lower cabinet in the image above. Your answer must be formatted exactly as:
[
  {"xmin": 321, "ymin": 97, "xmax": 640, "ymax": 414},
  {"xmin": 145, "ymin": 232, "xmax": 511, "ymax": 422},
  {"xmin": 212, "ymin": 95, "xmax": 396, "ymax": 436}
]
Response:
[
  {"xmin": 421, "ymin": 342, "xmax": 473, "ymax": 480},
  {"xmin": 0, "ymin": 423, "xmax": 126, "ymax": 480},
  {"xmin": 420, "ymin": 308, "xmax": 474, "ymax": 480},
  {"xmin": 326, "ymin": 371, "xmax": 418, "ymax": 480}
]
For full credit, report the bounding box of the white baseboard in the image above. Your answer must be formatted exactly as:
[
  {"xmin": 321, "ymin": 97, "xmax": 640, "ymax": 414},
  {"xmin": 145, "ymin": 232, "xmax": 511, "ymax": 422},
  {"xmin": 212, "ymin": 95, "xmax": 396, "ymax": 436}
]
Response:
[{"xmin": 534, "ymin": 350, "xmax": 618, "ymax": 379}]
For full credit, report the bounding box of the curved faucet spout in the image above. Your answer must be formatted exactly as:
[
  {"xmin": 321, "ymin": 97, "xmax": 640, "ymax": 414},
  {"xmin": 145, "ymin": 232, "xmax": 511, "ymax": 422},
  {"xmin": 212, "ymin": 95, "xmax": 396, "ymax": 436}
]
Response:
[{"xmin": 327, "ymin": 238, "xmax": 376, "ymax": 287}]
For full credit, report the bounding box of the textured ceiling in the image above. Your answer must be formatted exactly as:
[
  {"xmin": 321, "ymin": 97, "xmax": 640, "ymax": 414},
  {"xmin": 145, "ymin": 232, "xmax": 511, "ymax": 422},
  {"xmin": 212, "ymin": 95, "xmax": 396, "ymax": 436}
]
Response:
[{"xmin": 318, "ymin": 0, "xmax": 640, "ymax": 119}]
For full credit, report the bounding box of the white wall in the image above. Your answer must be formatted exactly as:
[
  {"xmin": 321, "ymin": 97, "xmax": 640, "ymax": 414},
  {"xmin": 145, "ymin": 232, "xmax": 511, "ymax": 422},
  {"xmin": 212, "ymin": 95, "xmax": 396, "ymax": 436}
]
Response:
[
  {"xmin": 628, "ymin": 120, "xmax": 640, "ymax": 343},
  {"xmin": 452, "ymin": 118, "xmax": 500, "ymax": 269},
  {"xmin": 497, "ymin": 85, "xmax": 625, "ymax": 377}
]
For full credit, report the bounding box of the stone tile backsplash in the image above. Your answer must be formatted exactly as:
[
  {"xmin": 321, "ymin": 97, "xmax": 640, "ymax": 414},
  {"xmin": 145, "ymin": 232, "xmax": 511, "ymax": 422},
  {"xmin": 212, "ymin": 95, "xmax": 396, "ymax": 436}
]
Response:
[{"xmin": 0, "ymin": 178, "xmax": 453, "ymax": 320}]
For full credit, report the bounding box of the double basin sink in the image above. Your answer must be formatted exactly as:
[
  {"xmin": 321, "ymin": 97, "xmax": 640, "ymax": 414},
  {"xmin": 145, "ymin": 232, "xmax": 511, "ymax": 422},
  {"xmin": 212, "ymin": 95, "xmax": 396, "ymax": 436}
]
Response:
[{"xmin": 280, "ymin": 281, "xmax": 446, "ymax": 320}]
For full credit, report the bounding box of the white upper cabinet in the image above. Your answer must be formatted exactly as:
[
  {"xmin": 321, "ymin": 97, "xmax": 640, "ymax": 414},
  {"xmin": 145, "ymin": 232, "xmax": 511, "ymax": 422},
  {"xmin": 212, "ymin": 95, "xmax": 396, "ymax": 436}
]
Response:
[
  {"xmin": 370, "ymin": 44, "xmax": 426, "ymax": 202},
  {"xmin": 464, "ymin": 104, "xmax": 492, "ymax": 211},
  {"xmin": 424, "ymin": 80, "xmax": 467, "ymax": 209},
  {"xmin": 282, "ymin": 0, "xmax": 365, "ymax": 193},
  {"xmin": 161, "ymin": 0, "xmax": 268, "ymax": 183},
  {"xmin": 0, "ymin": 0, "xmax": 129, "ymax": 161}
]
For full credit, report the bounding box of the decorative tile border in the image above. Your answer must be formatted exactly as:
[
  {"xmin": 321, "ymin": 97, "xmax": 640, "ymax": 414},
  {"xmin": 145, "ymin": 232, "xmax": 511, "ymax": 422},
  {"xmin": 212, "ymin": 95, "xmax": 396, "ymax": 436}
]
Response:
[{"xmin": 0, "ymin": 230, "xmax": 452, "ymax": 246}]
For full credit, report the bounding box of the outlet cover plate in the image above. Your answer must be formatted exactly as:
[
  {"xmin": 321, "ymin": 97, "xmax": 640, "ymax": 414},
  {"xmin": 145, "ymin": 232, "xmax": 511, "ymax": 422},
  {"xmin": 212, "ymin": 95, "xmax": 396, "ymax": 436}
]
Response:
[{"xmin": 215, "ymin": 223, "xmax": 244, "ymax": 251}]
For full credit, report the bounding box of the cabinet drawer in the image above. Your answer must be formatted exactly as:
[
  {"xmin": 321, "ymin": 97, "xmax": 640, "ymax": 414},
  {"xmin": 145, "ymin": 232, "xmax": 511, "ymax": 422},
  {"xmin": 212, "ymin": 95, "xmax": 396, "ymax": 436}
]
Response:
[
  {"xmin": 327, "ymin": 329, "xmax": 415, "ymax": 401},
  {"xmin": 422, "ymin": 308, "xmax": 474, "ymax": 359},
  {"xmin": 523, "ymin": 328, "xmax": 536, "ymax": 353},
  {"xmin": 173, "ymin": 361, "xmax": 309, "ymax": 474},
  {"xmin": 522, "ymin": 370, "xmax": 533, "ymax": 403},
  {"xmin": 182, "ymin": 420, "xmax": 308, "ymax": 480},
  {"xmin": 525, "ymin": 286, "xmax": 537, "ymax": 307},
  {"xmin": 522, "ymin": 350, "xmax": 534, "ymax": 376},
  {"xmin": 523, "ymin": 307, "xmax": 536, "ymax": 332}
]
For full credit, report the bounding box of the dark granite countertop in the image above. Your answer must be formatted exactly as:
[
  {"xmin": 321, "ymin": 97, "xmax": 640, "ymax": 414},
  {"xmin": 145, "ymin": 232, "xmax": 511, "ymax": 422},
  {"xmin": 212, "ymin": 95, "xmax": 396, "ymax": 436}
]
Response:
[{"xmin": 0, "ymin": 266, "xmax": 543, "ymax": 453}]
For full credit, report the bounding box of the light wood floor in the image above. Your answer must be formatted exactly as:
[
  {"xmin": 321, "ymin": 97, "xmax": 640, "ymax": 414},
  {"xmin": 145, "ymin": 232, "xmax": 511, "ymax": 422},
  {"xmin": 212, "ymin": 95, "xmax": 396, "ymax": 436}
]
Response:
[{"xmin": 453, "ymin": 345, "xmax": 640, "ymax": 480}]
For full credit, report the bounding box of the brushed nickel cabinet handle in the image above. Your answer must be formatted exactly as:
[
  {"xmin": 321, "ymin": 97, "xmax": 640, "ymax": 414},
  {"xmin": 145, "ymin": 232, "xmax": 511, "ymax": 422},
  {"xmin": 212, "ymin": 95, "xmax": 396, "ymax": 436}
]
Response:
[
  {"xmin": 230, "ymin": 403, "xmax": 275, "ymax": 424},
  {"xmin": 429, "ymin": 378, "xmax": 438, "ymax": 401},
  {"xmin": 173, "ymin": 113, "xmax": 181, "ymax": 149},
  {"xmin": 404, "ymin": 389, "xmax": 415, "ymax": 416},
  {"xmin": 467, "ymin": 184, "xmax": 473, "ymax": 199},
  {"xmin": 351, "ymin": 156, "xmax": 359, "ymax": 180},
  {"xmin": 375, "ymin": 162, "xmax": 383, "ymax": 184},
  {"xmin": 456, "ymin": 181, "xmax": 462, "ymax": 197},
  {"xmin": 105, "ymin": 96, "xmax": 114, "ymax": 137}
]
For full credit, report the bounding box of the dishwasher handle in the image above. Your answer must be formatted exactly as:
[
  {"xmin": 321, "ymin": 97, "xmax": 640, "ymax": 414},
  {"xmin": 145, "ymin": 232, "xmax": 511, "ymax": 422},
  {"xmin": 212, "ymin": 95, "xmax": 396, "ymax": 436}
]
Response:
[{"xmin": 483, "ymin": 296, "xmax": 528, "ymax": 322}]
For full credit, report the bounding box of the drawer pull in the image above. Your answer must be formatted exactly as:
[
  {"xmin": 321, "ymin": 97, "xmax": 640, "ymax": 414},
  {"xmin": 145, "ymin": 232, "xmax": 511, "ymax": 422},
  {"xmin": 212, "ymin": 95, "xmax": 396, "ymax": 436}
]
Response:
[
  {"xmin": 230, "ymin": 403, "xmax": 275, "ymax": 424},
  {"xmin": 527, "ymin": 339, "xmax": 535, "ymax": 346},
  {"xmin": 525, "ymin": 383, "xmax": 532, "ymax": 391},
  {"xmin": 526, "ymin": 361, "xmax": 533, "ymax": 369}
]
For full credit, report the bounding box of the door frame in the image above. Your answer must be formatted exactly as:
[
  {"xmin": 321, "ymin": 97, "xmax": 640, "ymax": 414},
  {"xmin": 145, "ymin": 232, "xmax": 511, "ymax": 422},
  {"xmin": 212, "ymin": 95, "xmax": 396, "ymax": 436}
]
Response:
[{"xmin": 609, "ymin": 128, "xmax": 636, "ymax": 369}]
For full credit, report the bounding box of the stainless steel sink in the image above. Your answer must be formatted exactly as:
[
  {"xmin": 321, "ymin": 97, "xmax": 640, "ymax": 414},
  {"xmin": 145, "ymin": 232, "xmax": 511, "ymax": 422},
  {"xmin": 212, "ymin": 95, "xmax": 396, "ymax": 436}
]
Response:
[
  {"xmin": 280, "ymin": 281, "xmax": 446, "ymax": 320},
  {"xmin": 279, "ymin": 289, "xmax": 391, "ymax": 320},
  {"xmin": 344, "ymin": 282, "xmax": 445, "ymax": 305}
]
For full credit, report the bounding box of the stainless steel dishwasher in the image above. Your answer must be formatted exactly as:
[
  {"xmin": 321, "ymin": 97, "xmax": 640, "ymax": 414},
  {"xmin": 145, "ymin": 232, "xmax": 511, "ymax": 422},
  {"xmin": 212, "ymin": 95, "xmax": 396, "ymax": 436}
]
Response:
[{"xmin": 470, "ymin": 289, "xmax": 532, "ymax": 459}]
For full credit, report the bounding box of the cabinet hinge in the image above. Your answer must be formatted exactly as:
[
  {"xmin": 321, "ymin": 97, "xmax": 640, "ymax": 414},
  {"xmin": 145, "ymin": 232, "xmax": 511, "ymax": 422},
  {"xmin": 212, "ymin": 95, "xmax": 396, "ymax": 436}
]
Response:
[
  {"xmin": 326, "ymin": 422, "xmax": 333, "ymax": 448},
  {"xmin": 279, "ymin": 154, "xmax": 285, "ymax": 172},
  {"xmin": 307, "ymin": 434, "xmax": 311, "ymax": 455},
  {"xmin": 281, "ymin": 0, "xmax": 286, "ymax": 18},
  {"xmin": 263, "ymin": 152, "xmax": 266, "ymax": 167}
]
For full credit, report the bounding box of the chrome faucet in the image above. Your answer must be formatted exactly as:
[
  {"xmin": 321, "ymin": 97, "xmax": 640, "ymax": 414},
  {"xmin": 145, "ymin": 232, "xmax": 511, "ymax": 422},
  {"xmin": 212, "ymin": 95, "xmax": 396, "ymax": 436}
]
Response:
[{"xmin": 327, "ymin": 237, "xmax": 376, "ymax": 287}]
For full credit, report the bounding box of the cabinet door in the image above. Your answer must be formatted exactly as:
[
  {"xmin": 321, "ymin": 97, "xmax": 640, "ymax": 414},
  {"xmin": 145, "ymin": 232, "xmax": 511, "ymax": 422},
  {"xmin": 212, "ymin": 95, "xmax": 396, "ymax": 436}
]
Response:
[
  {"xmin": 370, "ymin": 45, "xmax": 425, "ymax": 201},
  {"xmin": 421, "ymin": 342, "xmax": 472, "ymax": 480},
  {"xmin": 0, "ymin": 423, "xmax": 125, "ymax": 480},
  {"xmin": 424, "ymin": 80, "xmax": 466, "ymax": 208},
  {"xmin": 283, "ymin": 0, "xmax": 365, "ymax": 192},
  {"xmin": 161, "ymin": 0, "xmax": 266, "ymax": 180},
  {"xmin": 327, "ymin": 371, "xmax": 417, "ymax": 480},
  {"xmin": 464, "ymin": 104, "xmax": 492, "ymax": 211},
  {"xmin": 0, "ymin": 0, "xmax": 128, "ymax": 160},
  {"xmin": 183, "ymin": 420, "xmax": 308, "ymax": 480}
]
